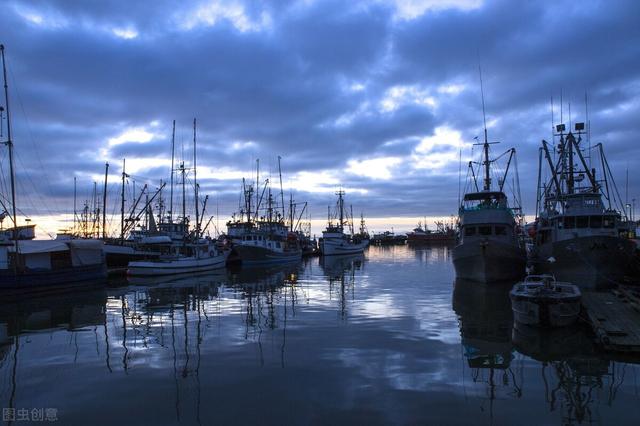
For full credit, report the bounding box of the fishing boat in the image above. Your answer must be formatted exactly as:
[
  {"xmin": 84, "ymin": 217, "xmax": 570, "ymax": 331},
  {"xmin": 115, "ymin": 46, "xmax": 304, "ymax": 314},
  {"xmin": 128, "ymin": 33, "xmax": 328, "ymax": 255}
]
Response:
[
  {"xmin": 126, "ymin": 119, "xmax": 226, "ymax": 276},
  {"xmin": 510, "ymin": 275, "xmax": 581, "ymax": 328},
  {"xmin": 532, "ymin": 121, "xmax": 637, "ymax": 288},
  {"xmin": 226, "ymin": 158, "xmax": 302, "ymax": 265},
  {"xmin": 319, "ymin": 190, "xmax": 369, "ymax": 256},
  {"xmin": 452, "ymin": 93, "xmax": 526, "ymax": 282},
  {"xmin": 406, "ymin": 220, "xmax": 456, "ymax": 244},
  {"xmin": 0, "ymin": 45, "xmax": 106, "ymax": 291},
  {"xmin": 127, "ymin": 240, "xmax": 226, "ymax": 276}
]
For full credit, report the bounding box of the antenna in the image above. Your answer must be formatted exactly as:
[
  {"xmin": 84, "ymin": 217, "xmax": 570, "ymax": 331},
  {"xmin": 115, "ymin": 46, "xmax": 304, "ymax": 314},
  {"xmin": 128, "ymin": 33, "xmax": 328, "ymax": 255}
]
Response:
[{"xmin": 478, "ymin": 65, "xmax": 488, "ymax": 145}]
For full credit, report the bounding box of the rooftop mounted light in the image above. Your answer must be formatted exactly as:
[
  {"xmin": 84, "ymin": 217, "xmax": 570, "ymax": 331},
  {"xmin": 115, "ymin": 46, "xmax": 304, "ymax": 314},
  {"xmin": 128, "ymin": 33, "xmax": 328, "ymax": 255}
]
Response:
[
  {"xmin": 575, "ymin": 122, "xmax": 585, "ymax": 131},
  {"xmin": 556, "ymin": 124, "xmax": 566, "ymax": 132}
]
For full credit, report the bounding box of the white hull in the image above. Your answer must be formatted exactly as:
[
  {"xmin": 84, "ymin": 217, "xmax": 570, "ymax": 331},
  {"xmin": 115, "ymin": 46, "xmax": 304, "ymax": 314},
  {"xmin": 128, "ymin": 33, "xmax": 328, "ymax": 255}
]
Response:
[
  {"xmin": 127, "ymin": 253, "xmax": 226, "ymax": 276},
  {"xmin": 320, "ymin": 239, "xmax": 368, "ymax": 256}
]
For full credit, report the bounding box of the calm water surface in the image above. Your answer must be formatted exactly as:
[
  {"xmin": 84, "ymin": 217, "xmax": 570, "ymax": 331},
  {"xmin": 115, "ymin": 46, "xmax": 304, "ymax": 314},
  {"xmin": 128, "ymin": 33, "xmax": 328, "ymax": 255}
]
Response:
[{"xmin": 1, "ymin": 245, "xmax": 639, "ymax": 425}]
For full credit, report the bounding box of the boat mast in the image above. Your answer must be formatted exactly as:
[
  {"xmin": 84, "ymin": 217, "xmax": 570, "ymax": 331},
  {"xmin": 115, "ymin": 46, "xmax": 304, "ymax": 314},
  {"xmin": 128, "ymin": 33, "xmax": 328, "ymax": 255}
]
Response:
[
  {"xmin": 169, "ymin": 120, "xmax": 175, "ymax": 223},
  {"xmin": 120, "ymin": 159, "xmax": 126, "ymax": 243},
  {"xmin": 337, "ymin": 190, "xmax": 344, "ymax": 229},
  {"xmin": 255, "ymin": 159, "xmax": 259, "ymax": 220},
  {"xmin": 1, "ymin": 45, "xmax": 18, "ymax": 254},
  {"xmin": 278, "ymin": 156, "xmax": 285, "ymax": 220},
  {"xmin": 102, "ymin": 162, "xmax": 108, "ymax": 239},
  {"xmin": 73, "ymin": 176, "xmax": 77, "ymax": 235},
  {"xmin": 181, "ymin": 159, "xmax": 186, "ymax": 238},
  {"xmin": 193, "ymin": 118, "xmax": 199, "ymax": 239},
  {"xmin": 479, "ymin": 65, "xmax": 491, "ymax": 191}
]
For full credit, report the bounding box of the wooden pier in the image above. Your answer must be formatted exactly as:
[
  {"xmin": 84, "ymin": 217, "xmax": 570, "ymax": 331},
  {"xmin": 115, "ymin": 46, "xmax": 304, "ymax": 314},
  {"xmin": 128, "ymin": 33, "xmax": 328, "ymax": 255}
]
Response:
[{"xmin": 581, "ymin": 287, "xmax": 640, "ymax": 353}]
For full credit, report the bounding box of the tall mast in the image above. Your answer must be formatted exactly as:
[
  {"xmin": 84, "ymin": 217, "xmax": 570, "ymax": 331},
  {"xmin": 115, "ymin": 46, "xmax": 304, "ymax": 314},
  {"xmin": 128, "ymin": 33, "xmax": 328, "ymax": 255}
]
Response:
[
  {"xmin": 338, "ymin": 190, "xmax": 344, "ymax": 228},
  {"xmin": 1, "ymin": 45, "xmax": 18, "ymax": 252},
  {"xmin": 120, "ymin": 159, "xmax": 127, "ymax": 243},
  {"xmin": 255, "ymin": 159, "xmax": 259, "ymax": 219},
  {"xmin": 73, "ymin": 176, "xmax": 77, "ymax": 235},
  {"xmin": 479, "ymin": 65, "xmax": 490, "ymax": 191},
  {"xmin": 169, "ymin": 120, "xmax": 175, "ymax": 223},
  {"xmin": 277, "ymin": 156, "xmax": 285, "ymax": 220},
  {"xmin": 102, "ymin": 162, "xmax": 109, "ymax": 239},
  {"xmin": 193, "ymin": 118, "xmax": 199, "ymax": 238},
  {"xmin": 181, "ymin": 161, "xmax": 186, "ymax": 236}
]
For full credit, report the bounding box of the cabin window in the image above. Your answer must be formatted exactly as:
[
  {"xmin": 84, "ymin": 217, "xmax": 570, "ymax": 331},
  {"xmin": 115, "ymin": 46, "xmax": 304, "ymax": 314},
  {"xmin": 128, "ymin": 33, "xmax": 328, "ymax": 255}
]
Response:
[
  {"xmin": 479, "ymin": 226, "xmax": 492, "ymax": 236},
  {"xmin": 576, "ymin": 216, "xmax": 588, "ymax": 229},
  {"xmin": 464, "ymin": 227, "xmax": 476, "ymax": 236},
  {"xmin": 603, "ymin": 217, "xmax": 615, "ymax": 228},
  {"xmin": 563, "ymin": 216, "xmax": 575, "ymax": 229},
  {"xmin": 276, "ymin": 242, "xmax": 281, "ymax": 248},
  {"xmin": 590, "ymin": 216, "xmax": 603, "ymax": 228},
  {"xmin": 494, "ymin": 226, "xmax": 506, "ymax": 235}
]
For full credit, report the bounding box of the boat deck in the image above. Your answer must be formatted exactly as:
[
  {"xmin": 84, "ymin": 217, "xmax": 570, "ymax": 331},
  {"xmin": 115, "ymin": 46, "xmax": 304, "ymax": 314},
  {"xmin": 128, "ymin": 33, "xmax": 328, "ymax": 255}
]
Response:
[{"xmin": 581, "ymin": 288, "xmax": 640, "ymax": 353}]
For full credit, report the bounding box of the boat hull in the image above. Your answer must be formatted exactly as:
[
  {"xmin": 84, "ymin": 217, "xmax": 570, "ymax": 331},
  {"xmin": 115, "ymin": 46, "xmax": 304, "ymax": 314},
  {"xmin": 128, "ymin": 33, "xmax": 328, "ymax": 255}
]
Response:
[
  {"xmin": 452, "ymin": 240, "xmax": 526, "ymax": 283},
  {"xmin": 233, "ymin": 245, "xmax": 302, "ymax": 265},
  {"xmin": 0, "ymin": 263, "xmax": 107, "ymax": 292},
  {"xmin": 319, "ymin": 239, "xmax": 368, "ymax": 256},
  {"xmin": 535, "ymin": 235, "xmax": 637, "ymax": 289},
  {"xmin": 510, "ymin": 294, "xmax": 580, "ymax": 327},
  {"xmin": 127, "ymin": 254, "xmax": 226, "ymax": 276}
]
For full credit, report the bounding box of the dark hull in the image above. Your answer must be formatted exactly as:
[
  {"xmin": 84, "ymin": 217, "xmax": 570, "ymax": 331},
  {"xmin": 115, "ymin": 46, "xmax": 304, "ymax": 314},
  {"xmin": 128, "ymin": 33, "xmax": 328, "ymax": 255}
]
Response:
[
  {"xmin": 453, "ymin": 240, "xmax": 526, "ymax": 283},
  {"xmin": 407, "ymin": 234, "xmax": 455, "ymax": 244},
  {"xmin": 234, "ymin": 245, "xmax": 302, "ymax": 265},
  {"xmin": 0, "ymin": 264, "xmax": 107, "ymax": 294},
  {"xmin": 535, "ymin": 235, "xmax": 637, "ymax": 289}
]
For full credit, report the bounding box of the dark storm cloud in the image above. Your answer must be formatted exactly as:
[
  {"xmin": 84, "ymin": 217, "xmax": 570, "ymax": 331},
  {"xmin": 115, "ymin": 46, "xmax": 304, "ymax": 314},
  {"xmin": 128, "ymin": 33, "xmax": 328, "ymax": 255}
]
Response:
[{"xmin": 1, "ymin": 0, "xmax": 639, "ymax": 233}]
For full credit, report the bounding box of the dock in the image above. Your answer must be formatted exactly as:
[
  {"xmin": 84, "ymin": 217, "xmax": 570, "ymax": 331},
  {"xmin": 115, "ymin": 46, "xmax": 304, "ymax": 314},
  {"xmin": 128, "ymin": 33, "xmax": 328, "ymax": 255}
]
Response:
[{"xmin": 581, "ymin": 287, "xmax": 640, "ymax": 353}]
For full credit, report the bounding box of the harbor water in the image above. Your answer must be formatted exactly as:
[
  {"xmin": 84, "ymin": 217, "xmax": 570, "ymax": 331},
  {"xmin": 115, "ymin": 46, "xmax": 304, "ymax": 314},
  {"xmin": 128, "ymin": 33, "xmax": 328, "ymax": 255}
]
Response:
[{"xmin": 1, "ymin": 245, "xmax": 638, "ymax": 425}]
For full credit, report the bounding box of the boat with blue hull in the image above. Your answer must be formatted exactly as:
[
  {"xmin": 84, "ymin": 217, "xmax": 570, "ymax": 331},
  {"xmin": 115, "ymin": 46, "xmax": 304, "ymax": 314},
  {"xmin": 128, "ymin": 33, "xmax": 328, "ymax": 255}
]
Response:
[{"xmin": 0, "ymin": 46, "xmax": 106, "ymax": 292}]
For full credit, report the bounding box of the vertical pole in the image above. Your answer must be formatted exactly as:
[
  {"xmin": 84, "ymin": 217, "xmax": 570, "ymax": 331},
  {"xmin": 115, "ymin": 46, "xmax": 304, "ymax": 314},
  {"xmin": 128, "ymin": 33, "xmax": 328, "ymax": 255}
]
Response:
[
  {"xmin": 278, "ymin": 156, "xmax": 285, "ymax": 220},
  {"xmin": 120, "ymin": 159, "xmax": 126, "ymax": 243},
  {"xmin": 169, "ymin": 120, "xmax": 175, "ymax": 223},
  {"xmin": 102, "ymin": 162, "xmax": 109, "ymax": 239},
  {"xmin": 73, "ymin": 176, "xmax": 77, "ymax": 235},
  {"xmin": 1, "ymin": 45, "xmax": 18, "ymax": 260},
  {"xmin": 193, "ymin": 118, "xmax": 199, "ymax": 238}
]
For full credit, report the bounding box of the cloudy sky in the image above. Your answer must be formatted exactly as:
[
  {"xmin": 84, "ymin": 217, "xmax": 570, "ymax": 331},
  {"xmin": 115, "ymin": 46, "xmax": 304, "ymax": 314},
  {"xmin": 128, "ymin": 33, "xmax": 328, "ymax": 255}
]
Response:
[{"xmin": 1, "ymin": 0, "xmax": 639, "ymax": 237}]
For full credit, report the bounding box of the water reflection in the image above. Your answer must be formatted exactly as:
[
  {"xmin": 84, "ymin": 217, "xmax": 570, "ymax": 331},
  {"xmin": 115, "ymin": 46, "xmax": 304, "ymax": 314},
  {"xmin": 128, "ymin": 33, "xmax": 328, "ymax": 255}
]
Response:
[
  {"xmin": 452, "ymin": 279, "xmax": 522, "ymax": 419},
  {"xmin": 0, "ymin": 247, "xmax": 638, "ymax": 425}
]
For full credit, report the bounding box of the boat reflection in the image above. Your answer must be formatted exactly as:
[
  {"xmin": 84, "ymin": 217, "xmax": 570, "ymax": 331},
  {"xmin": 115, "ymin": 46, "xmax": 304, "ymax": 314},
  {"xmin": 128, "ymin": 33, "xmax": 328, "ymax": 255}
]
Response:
[
  {"xmin": 512, "ymin": 322, "xmax": 627, "ymax": 424},
  {"xmin": 452, "ymin": 279, "xmax": 522, "ymax": 417},
  {"xmin": 320, "ymin": 254, "xmax": 363, "ymax": 319}
]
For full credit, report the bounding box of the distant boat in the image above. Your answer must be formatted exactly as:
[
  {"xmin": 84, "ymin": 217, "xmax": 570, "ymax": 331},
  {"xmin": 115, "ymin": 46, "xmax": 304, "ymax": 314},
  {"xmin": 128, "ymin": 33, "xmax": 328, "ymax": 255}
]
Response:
[
  {"xmin": 371, "ymin": 230, "xmax": 405, "ymax": 245},
  {"xmin": 531, "ymin": 122, "xmax": 637, "ymax": 288},
  {"xmin": 452, "ymin": 132, "xmax": 526, "ymax": 282},
  {"xmin": 406, "ymin": 220, "xmax": 456, "ymax": 244},
  {"xmin": 319, "ymin": 190, "xmax": 369, "ymax": 256},
  {"xmin": 510, "ymin": 275, "xmax": 581, "ymax": 327},
  {"xmin": 0, "ymin": 45, "xmax": 106, "ymax": 291}
]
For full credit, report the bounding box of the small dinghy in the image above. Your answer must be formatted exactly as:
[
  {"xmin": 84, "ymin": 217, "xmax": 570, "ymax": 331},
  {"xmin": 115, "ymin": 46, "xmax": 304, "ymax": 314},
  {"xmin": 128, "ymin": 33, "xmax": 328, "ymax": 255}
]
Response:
[{"xmin": 510, "ymin": 275, "xmax": 581, "ymax": 327}]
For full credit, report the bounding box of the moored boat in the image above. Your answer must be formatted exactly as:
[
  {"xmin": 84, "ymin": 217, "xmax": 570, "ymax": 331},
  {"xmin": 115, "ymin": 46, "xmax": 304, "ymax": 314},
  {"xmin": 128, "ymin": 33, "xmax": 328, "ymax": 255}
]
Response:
[
  {"xmin": 319, "ymin": 190, "xmax": 369, "ymax": 256},
  {"xmin": 510, "ymin": 275, "xmax": 581, "ymax": 327},
  {"xmin": 127, "ymin": 241, "xmax": 226, "ymax": 276},
  {"xmin": 532, "ymin": 122, "xmax": 637, "ymax": 288}
]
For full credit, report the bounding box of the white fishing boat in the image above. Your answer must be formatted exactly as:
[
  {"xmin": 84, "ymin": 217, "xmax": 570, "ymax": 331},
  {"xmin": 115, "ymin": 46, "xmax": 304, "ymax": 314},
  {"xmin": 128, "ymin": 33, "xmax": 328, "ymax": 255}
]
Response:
[
  {"xmin": 127, "ymin": 118, "xmax": 228, "ymax": 276},
  {"xmin": 127, "ymin": 241, "xmax": 226, "ymax": 276},
  {"xmin": 319, "ymin": 190, "xmax": 369, "ymax": 256},
  {"xmin": 510, "ymin": 275, "xmax": 581, "ymax": 328}
]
